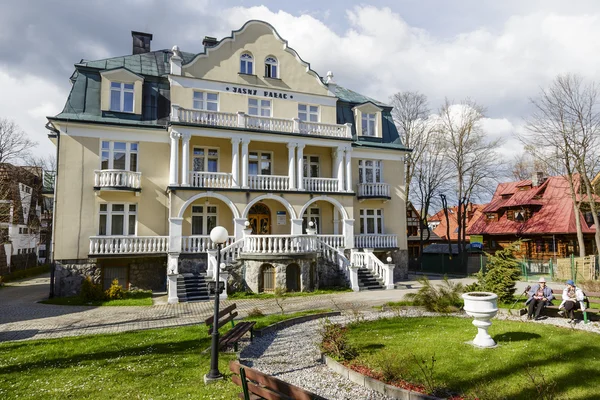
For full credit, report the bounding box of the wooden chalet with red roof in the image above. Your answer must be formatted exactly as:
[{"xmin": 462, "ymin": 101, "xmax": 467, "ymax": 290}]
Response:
[{"xmin": 467, "ymin": 173, "xmax": 597, "ymax": 260}]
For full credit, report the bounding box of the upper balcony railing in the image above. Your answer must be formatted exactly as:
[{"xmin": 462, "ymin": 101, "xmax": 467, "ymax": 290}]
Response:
[
  {"xmin": 190, "ymin": 171, "xmax": 234, "ymax": 188},
  {"xmin": 90, "ymin": 236, "xmax": 168, "ymax": 255},
  {"xmin": 248, "ymin": 175, "xmax": 290, "ymax": 191},
  {"xmin": 357, "ymin": 182, "xmax": 391, "ymax": 199},
  {"xmin": 171, "ymin": 105, "xmax": 352, "ymax": 139},
  {"xmin": 355, "ymin": 234, "xmax": 398, "ymax": 249},
  {"xmin": 94, "ymin": 170, "xmax": 141, "ymax": 190}
]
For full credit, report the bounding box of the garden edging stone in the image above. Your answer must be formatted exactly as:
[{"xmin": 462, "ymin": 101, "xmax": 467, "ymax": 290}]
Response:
[{"xmin": 322, "ymin": 354, "xmax": 442, "ymax": 400}]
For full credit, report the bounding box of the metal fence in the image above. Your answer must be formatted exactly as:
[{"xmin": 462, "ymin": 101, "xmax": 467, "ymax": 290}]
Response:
[{"xmin": 519, "ymin": 255, "xmax": 598, "ymax": 283}]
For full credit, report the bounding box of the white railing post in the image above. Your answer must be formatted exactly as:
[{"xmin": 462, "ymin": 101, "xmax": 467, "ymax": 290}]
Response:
[
  {"xmin": 167, "ymin": 253, "xmax": 179, "ymax": 304},
  {"xmin": 292, "ymin": 117, "xmax": 301, "ymax": 133},
  {"xmin": 171, "ymin": 104, "xmax": 180, "ymax": 122},
  {"xmin": 384, "ymin": 257, "xmax": 395, "ymax": 290},
  {"xmin": 237, "ymin": 111, "xmax": 246, "ymax": 128},
  {"xmin": 207, "ymin": 249, "xmax": 217, "ymax": 278},
  {"xmin": 345, "ymin": 123, "xmax": 352, "ymax": 138},
  {"xmin": 349, "ymin": 264, "xmax": 360, "ymax": 292}
]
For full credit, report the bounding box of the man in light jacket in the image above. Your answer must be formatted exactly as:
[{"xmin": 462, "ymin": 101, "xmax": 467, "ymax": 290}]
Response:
[
  {"xmin": 525, "ymin": 277, "xmax": 554, "ymax": 320},
  {"xmin": 558, "ymin": 280, "xmax": 586, "ymax": 322}
]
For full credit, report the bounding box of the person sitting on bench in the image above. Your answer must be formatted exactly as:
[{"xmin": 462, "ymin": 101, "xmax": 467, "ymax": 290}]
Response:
[
  {"xmin": 558, "ymin": 280, "xmax": 585, "ymax": 322},
  {"xmin": 525, "ymin": 277, "xmax": 554, "ymax": 320}
]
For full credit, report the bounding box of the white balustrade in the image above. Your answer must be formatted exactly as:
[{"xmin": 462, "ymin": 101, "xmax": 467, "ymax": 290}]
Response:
[
  {"xmin": 173, "ymin": 107, "xmax": 349, "ymax": 138},
  {"xmin": 355, "ymin": 234, "xmax": 398, "ymax": 248},
  {"xmin": 178, "ymin": 109, "xmax": 238, "ymax": 127},
  {"xmin": 351, "ymin": 250, "xmax": 386, "ymax": 283},
  {"xmin": 243, "ymin": 235, "xmax": 318, "ymax": 254},
  {"xmin": 299, "ymin": 121, "xmax": 351, "ymax": 138},
  {"xmin": 303, "ymin": 177, "xmax": 338, "ymax": 192},
  {"xmin": 357, "ymin": 183, "xmax": 391, "ymax": 198},
  {"xmin": 189, "ymin": 172, "xmax": 234, "ymax": 188},
  {"xmin": 248, "ymin": 175, "xmax": 290, "ymax": 191},
  {"xmin": 89, "ymin": 236, "xmax": 168, "ymax": 255},
  {"xmin": 315, "ymin": 235, "xmax": 345, "ymax": 249},
  {"xmin": 181, "ymin": 235, "xmax": 235, "ymax": 253},
  {"xmin": 94, "ymin": 170, "xmax": 141, "ymax": 189}
]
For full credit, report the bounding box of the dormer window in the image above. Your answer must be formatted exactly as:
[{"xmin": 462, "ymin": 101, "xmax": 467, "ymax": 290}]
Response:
[
  {"xmin": 265, "ymin": 56, "xmax": 278, "ymax": 78},
  {"xmin": 515, "ymin": 210, "xmax": 525, "ymax": 221},
  {"xmin": 240, "ymin": 53, "xmax": 253, "ymax": 75},
  {"xmin": 361, "ymin": 113, "xmax": 376, "ymax": 136},
  {"xmin": 110, "ymin": 82, "xmax": 134, "ymax": 113}
]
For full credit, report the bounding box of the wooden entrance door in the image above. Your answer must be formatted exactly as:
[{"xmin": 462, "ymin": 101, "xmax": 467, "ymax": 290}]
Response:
[{"xmin": 248, "ymin": 203, "xmax": 271, "ymax": 235}]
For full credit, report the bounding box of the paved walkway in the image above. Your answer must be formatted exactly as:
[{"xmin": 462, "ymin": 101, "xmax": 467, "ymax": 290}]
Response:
[{"xmin": 0, "ymin": 274, "xmax": 487, "ymax": 343}]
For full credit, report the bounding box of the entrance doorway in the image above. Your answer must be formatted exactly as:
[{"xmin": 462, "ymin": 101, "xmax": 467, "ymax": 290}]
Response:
[
  {"xmin": 286, "ymin": 263, "xmax": 301, "ymax": 292},
  {"xmin": 248, "ymin": 203, "xmax": 271, "ymax": 235}
]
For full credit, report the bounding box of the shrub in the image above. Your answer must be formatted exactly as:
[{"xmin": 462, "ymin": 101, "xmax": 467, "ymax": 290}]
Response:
[
  {"xmin": 405, "ymin": 276, "xmax": 464, "ymax": 313},
  {"xmin": 468, "ymin": 242, "xmax": 522, "ymax": 303},
  {"xmin": 376, "ymin": 352, "xmax": 408, "ymax": 382},
  {"xmin": 80, "ymin": 277, "xmax": 105, "ymax": 302},
  {"xmin": 319, "ymin": 319, "xmax": 357, "ymax": 361},
  {"xmin": 105, "ymin": 279, "xmax": 124, "ymax": 300},
  {"xmin": 247, "ymin": 307, "xmax": 264, "ymax": 318}
]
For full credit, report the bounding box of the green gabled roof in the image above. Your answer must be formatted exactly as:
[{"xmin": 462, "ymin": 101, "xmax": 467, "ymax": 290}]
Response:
[
  {"xmin": 76, "ymin": 50, "xmax": 196, "ymax": 77},
  {"xmin": 333, "ymin": 85, "xmax": 389, "ymax": 108}
]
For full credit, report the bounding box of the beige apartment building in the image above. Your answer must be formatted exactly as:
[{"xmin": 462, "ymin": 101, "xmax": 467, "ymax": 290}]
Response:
[{"xmin": 47, "ymin": 21, "xmax": 410, "ymax": 302}]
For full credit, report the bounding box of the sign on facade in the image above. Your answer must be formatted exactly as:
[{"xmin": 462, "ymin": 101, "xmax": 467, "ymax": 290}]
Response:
[{"xmin": 276, "ymin": 211, "xmax": 286, "ymax": 225}]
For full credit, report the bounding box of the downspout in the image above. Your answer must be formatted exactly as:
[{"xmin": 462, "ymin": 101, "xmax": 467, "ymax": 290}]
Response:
[{"xmin": 45, "ymin": 121, "xmax": 59, "ymax": 297}]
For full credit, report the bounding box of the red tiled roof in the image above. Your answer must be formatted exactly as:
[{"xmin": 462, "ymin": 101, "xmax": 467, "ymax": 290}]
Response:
[
  {"xmin": 430, "ymin": 204, "xmax": 486, "ymax": 241},
  {"xmin": 468, "ymin": 175, "xmax": 596, "ymax": 235}
]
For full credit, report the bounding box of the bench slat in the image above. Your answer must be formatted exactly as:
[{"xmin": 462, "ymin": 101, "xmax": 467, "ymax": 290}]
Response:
[
  {"xmin": 205, "ymin": 303, "xmax": 237, "ymax": 326},
  {"xmin": 232, "ymin": 375, "xmax": 292, "ymax": 400},
  {"xmin": 230, "ymin": 361, "xmax": 326, "ymax": 400},
  {"xmin": 219, "ymin": 322, "xmax": 250, "ymax": 347},
  {"xmin": 237, "ymin": 393, "xmax": 262, "ymax": 400},
  {"xmin": 208, "ymin": 311, "xmax": 238, "ymax": 335},
  {"xmin": 222, "ymin": 322, "xmax": 255, "ymax": 346}
]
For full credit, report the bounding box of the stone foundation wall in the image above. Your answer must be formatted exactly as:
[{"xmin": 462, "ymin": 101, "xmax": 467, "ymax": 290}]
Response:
[
  {"xmin": 179, "ymin": 254, "xmax": 207, "ymax": 275},
  {"xmin": 129, "ymin": 257, "xmax": 167, "ymax": 291},
  {"xmin": 317, "ymin": 259, "xmax": 347, "ymax": 288},
  {"xmin": 54, "ymin": 259, "xmax": 100, "ymax": 297},
  {"xmin": 373, "ymin": 249, "xmax": 409, "ymax": 282}
]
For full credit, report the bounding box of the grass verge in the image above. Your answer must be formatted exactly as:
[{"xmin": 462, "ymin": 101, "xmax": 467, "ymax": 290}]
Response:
[
  {"xmin": 228, "ymin": 287, "xmax": 351, "ymax": 300},
  {"xmin": 244, "ymin": 309, "xmax": 332, "ymax": 330},
  {"xmin": 40, "ymin": 290, "xmax": 153, "ymax": 306},
  {"xmin": 0, "ymin": 326, "xmax": 238, "ymax": 400},
  {"xmin": 0, "ymin": 265, "xmax": 50, "ymax": 283},
  {"xmin": 342, "ymin": 316, "xmax": 600, "ymax": 399}
]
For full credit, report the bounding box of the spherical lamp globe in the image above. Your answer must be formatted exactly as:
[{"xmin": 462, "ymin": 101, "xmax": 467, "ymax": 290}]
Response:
[{"xmin": 210, "ymin": 226, "xmax": 229, "ymax": 244}]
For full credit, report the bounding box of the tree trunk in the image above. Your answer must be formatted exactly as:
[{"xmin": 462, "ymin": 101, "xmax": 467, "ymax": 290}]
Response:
[{"xmin": 581, "ymin": 173, "xmax": 600, "ymax": 255}]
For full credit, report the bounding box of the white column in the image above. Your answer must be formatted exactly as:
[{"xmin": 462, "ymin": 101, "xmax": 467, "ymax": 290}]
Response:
[
  {"xmin": 167, "ymin": 253, "xmax": 179, "ymax": 304},
  {"xmin": 384, "ymin": 258, "xmax": 395, "ymax": 290},
  {"xmin": 169, "ymin": 217, "xmax": 183, "ymax": 253},
  {"xmin": 169, "ymin": 131, "xmax": 180, "ymax": 186},
  {"xmin": 241, "ymin": 138, "xmax": 250, "ymax": 189},
  {"xmin": 333, "ymin": 209, "xmax": 340, "ymax": 235},
  {"xmin": 343, "ymin": 218, "xmax": 355, "ymax": 249},
  {"xmin": 345, "ymin": 146, "xmax": 353, "ymax": 192},
  {"xmin": 287, "ymin": 143, "xmax": 296, "ymax": 190},
  {"xmin": 180, "ymin": 132, "xmax": 191, "ymax": 186},
  {"xmin": 334, "ymin": 148, "xmax": 344, "ymax": 192},
  {"xmin": 349, "ymin": 265, "xmax": 360, "ymax": 292},
  {"xmin": 297, "ymin": 143, "xmax": 305, "ymax": 191},
  {"xmin": 291, "ymin": 218, "xmax": 303, "ymax": 235},
  {"xmin": 233, "ymin": 217, "xmax": 247, "ymax": 240},
  {"xmin": 231, "ymin": 138, "xmax": 241, "ymax": 188}
]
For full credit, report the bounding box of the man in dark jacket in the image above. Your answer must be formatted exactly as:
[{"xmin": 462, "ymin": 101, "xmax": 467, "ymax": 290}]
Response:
[{"xmin": 525, "ymin": 277, "xmax": 554, "ymax": 320}]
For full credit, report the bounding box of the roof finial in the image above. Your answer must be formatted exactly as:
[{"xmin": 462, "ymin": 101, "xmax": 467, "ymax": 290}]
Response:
[
  {"xmin": 171, "ymin": 45, "xmax": 181, "ymax": 58},
  {"xmin": 326, "ymin": 71, "xmax": 335, "ymax": 84}
]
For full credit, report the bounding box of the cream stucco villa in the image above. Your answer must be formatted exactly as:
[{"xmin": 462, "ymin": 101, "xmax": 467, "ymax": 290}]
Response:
[{"xmin": 47, "ymin": 21, "xmax": 410, "ymax": 303}]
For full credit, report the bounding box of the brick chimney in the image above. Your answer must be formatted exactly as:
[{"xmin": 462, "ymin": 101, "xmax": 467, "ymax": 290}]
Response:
[
  {"xmin": 132, "ymin": 31, "xmax": 153, "ymax": 54},
  {"xmin": 532, "ymin": 171, "xmax": 545, "ymax": 187},
  {"xmin": 202, "ymin": 36, "xmax": 218, "ymax": 48}
]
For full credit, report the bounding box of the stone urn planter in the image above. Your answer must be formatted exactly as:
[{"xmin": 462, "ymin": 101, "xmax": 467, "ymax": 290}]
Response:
[{"xmin": 462, "ymin": 292, "xmax": 498, "ymax": 348}]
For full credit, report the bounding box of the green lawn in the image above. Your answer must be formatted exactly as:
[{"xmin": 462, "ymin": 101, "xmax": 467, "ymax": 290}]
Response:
[
  {"xmin": 0, "ymin": 265, "xmax": 50, "ymax": 283},
  {"xmin": 228, "ymin": 287, "xmax": 351, "ymax": 300},
  {"xmin": 344, "ymin": 316, "xmax": 600, "ymax": 399},
  {"xmin": 40, "ymin": 291, "xmax": 153, "ymax": 306},
  {"xmin": 0, "ymin": 326, "xmax": 239, "ymax": 400},
  {"xmin": 244, "ymin": 309, "xmax": 331, "ymax": 330}
]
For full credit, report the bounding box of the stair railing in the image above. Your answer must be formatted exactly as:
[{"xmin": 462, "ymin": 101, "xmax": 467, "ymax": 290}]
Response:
[
  {"xmin": 207, "ymin": 238, "xmax": 244, "ymax": 278},
  {"xmin": 315, "ymin": 238, "xmax": 352, "ymax": 282},
  {"xmin": 365, "ymin": 251, "xmax": 386, "ymax": 283}
]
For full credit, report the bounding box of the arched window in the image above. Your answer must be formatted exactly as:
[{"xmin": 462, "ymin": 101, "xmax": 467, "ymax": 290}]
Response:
[
  {"xmin": 265, "ymin": 56, "xmax": 278, "ymax": 78},
  {"xmin": 240, "ymin": 53, "xmax": 253, "ymax": 74}
]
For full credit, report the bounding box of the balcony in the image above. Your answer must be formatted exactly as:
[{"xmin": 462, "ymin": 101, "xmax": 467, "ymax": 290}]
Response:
[
  {"xmin": 303, "ymin": 177, "xmax": 339, "ymax": 192},
  {"xmin": 248, "ymin": 175, "xmax": 290, "ymax": 191},
  {"xmin": 89, "ymin": 236, "xmax": 168, "ymax": 255},
  {"xmin": 190, "ymin": 172, "xmax": 234, "ymax": 188},
  {"xmin": 94, "ymin": 170, "xmax": 141, "ymax": 191},
  {"xmin": 181, "ymin": 235, "xmax": 236, "ymax": 253},
  {"xmin": 355, "ymin": 234, "xmax": 398, "ymax": 249},
  {"xmin": 172, "ymin": 106, "xmax": 352, "ymax": 139},
  {"xmin": 357, "ymin": 183, "xmax": 391, "ymax": 200}
]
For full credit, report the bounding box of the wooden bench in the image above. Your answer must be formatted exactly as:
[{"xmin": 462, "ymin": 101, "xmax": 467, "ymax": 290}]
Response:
[
  {"xmin": 520, "ymin": 290, "xmax": 600, "ymax": 323},
  {"xmin": 230, "ymin": 360, "xmax": 327, "ymax": 400},
  {"xmin": 205, "ymin": 303, "xmax": 255, "ymax": 351}
]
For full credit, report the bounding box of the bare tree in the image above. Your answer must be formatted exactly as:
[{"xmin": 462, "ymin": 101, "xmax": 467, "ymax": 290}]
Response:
[
  {"xmin": 0, "ymin": 118, "xmax": 37, "ymax": 164},
  {"xmin": 390, "ymin": 92, "xmax": 432, "ymax": 204},
  {"xmin": 437, "ymin": 99, "xmax": 503, "ymax": 256},
  {"xmin": 511, "ymin": 152, "xmax": 551, "ymax": 181},
  {"xmin": 520, "ymin": 74, "xmax": 600, "ymax": 257}
]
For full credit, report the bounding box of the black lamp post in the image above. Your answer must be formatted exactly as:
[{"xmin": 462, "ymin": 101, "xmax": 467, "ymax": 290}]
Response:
[{"xmin": 205, "ymin": 226, "xmax": 229, "ymax": 383}]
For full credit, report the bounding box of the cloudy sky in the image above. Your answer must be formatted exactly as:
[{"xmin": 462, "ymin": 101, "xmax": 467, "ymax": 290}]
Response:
[{"xmin": 2, "ymin": 0, "xmax": 600, "ymax": 160}]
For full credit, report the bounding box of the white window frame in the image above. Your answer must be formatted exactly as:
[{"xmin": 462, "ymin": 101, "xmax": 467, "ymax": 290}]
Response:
[
  {"xmin": 358, "ymin": 160, "xmax": 383, "ymax": 183},
  {"xmin": 248, "ymin": 98, "xmax": 272, "ymax": 117},
  {"xmin": 264, "ymin": 56, "xmax": 278, "ymax": 78},
  {"xmin": 302, "ymin": 207, "xmax": 320, "ymax": 234},
  {"xmin": 191, "ymin": 204, "xmax": 219, "ymax": 235},
  {"xmin": 98, "ymin": 203, "xmax": 137, "ymax": 236},
  {"xmin": 361, "ymin": 112, "xmax": 377, "ymax": 136},
  {"xmin": 110, "ymin": 82, "xmax": 135, "ymax": 113},
  {"xmin": 240, "ymin": 53, "xmax": 254, "ymax": 75},
  {"xmin": 101, "ymin": 141, "xmax": 138, "ymax": 171},
  {"xmin": 359, "ymin": 209, "xmax": 384, "ymax": 235},
  {"xmin": 248, "ymin": 151, "xmax": 273, "ymax": 176},
  {"xmin": 192, "ymin": 91, "xmax": 219, "ymax": 111},
  {"xmin": 303, "ymin": 155, "xmax": 320, "ymax": 178},
  {"xmin": 298, "ymin": 104, "xmax": 319, "ymax": 122},
  {"xmin": 192, "ymin": 147, "xmax": 220, "ymax": 173}
]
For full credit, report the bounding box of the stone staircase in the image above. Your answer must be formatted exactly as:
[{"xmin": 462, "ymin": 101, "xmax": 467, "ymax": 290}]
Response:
[
  {"xmin": 177, "ymin": 273, "xmax": 209, "ymax": 302},
  {"xmin": 357, "ymin": 268, "xmax": 384, "ymax": 291}
]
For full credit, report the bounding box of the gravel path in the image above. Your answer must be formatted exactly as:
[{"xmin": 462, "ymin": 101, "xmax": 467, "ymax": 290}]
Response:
[{"xmin": 239, "ymin": 309, "xmax": 600, "ymax": 400}]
